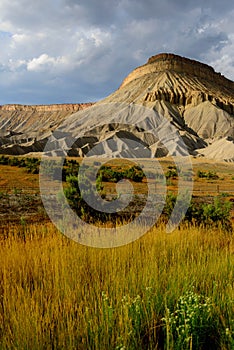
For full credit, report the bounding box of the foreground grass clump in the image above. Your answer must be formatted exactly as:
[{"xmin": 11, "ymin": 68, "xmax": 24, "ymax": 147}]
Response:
[{"xmin": 0, "ymin": 223, "xmax": 233, "ymax": 349}]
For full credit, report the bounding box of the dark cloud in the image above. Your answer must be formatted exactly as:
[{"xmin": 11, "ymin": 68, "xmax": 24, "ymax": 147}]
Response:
[
  {"xmin": 64, "ymin": 0, "xmax": 234, "ymax": 24},
  {"xmin": 0, "ymin": 0, "xmax": 233, "ymax": 104},
  {"xmin": 63, "ymin": 0, "xmax": 123, "ymax": 27}
]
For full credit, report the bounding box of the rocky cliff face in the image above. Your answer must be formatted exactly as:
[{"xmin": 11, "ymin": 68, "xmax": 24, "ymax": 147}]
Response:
[
  {"xmin": 0, "ymin": 102, "xmax": 93, "ymax": 134},
  {"xmin": 1, "ymin": 53, "xmax": 234, "ymax": 161},
  {"xmin": 118, "ymin": 53, "xmax": 234, "ymax": 115},
  {"xmin": 121, "ymin": 53, "xmax": 234, "ymax": 90},
  {"xmin": 0, "ymin": 103, "xmax": 94, "ymax": 154},
  {"xmin": 0, "ymin": 103, "xmax": 93, "ymax": 112}
]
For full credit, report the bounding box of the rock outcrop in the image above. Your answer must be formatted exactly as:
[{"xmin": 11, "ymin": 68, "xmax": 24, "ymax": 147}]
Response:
[{"xmin": 0, "ymin": 103, "xmax": 93, "ymax": 112}]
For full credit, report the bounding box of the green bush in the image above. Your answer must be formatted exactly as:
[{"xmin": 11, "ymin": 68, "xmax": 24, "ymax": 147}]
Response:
[
  {"xmin": 124, "ymin": 166, "xmax": 144, "ymax": 182},
  {"xmin": 8, "ymin": 157, "xmax": 20, "ymax": 166},
  {"xmin": 165, "ymin": 166, "xmax": 178, "ymax": 179},
  {"xmin": 163, "ymin": 193, "xmax": 232, "ymax": 232},
  {"xmin": 63, "ymin": 173, "xmax": 104, "ymax": 220},
  {"xmin": 24, "ymin": 158, "xmax": 40, "ymax": 174},
  {"xmin": 98, "ymin": 165, "xmax": 144, "ymax": 183},
  {"xmin": 197, "ymin": 170, "xmax": 219, "ymax": 180},
  {"xmin": 201, "ymin": 198, "xmax": 232, "ymax": 231}
]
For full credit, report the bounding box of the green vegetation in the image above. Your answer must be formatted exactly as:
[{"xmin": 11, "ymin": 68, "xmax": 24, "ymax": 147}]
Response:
[
  {"xmin": 165, "ymin": 165, "xmax": 178, "ymax": 179},
  {"xmin": 164, "ymin": 192, "xmax": 232, "ymax": 232},
  {"xmin": 163, "ymin": 290, "xmax": 214, "ymax": 349},
  {"xmin": 197, "ymin": 169, "xmax": 219, "ymax": 180},
  {"xmin": 63, "ymin": 173, "xmax": 103, "ymax": 217},
  {"xmin": 0, "ymin": 156, "xmax": 145, "ymax": 183},
  {"xmin": 0, "ymin": 223, "xmax": 233, "ymax": 349},
  {"xmin": 0, "ymin": 155, "xmax": 83, "ymax": 180},
  {"xmin": 63, "ymin": 175, "xmax": 233, "ymax": 231},
  {"xmin": 0, "ymin": 155, "xmax": 40, "ymax": 174},
  {"xmin": 0, "ymin": 156, "xmax": 232, "ymax": 231},
  {"xmin": 99, "ymin": 164, "xmax": 145, "ymax": 183},
  {"xmin": 0, "ymin": 157, "xmax": 233, "ymax": 348}
]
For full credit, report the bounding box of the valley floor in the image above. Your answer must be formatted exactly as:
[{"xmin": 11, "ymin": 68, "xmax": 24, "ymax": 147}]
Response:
[{"xmin": 0, "ymin": 156, "xmax": 233, "ymax": 226}]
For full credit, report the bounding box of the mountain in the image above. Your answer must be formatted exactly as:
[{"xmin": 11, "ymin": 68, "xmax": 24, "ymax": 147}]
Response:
[{"xmin": 1, "ymin": 53, "xmax": 234, "ymax": 161}]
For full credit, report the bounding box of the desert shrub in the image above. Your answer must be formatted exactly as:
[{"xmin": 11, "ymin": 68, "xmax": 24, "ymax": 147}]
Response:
[
  {"xmin": 124, "ymin": 166, "xmax": 144, "ymax": 182},
  {"xmin": 63, "ymin": 173, "xmax": 104, "ymax": 219},
  {"xmin": 25, "ymin": 164, "xmax": 40, "ymax": 174},
  {"xmin": 67, "ymin": 159, "xmax": 78, "ymax": 165},
  {"xmin": 40, "ymin": 160, "xmax": 71, "ymax": 181},
  {"xmin": 2, "ymin": 156, "xmax": 41, "ymax": 174},
  {"xmin": 63, "ymin": 160, "xmax": 80, "ymax": 177},
  {"xmin": 206, "ymin": 171, "xmax": 219, "ymax": 180},
  {"xmin": 163, "ymin": 193, "xmax": 232, "ymax": 231},
  {"xmin": 98, "ymin": 165, "xmax": 144, "ymax": 183},
  {"xmin": 219, "ymin": 192, "xmax": 230, "ymax": 197},
  {"xmin": 24, "ymin": 158, "xmax": 40, "ymax": 174},
  {"xmin": 40, "ymin": 159, "xmax": 54, "ymax": 176},
  {"xmin": 197, "ymin": 170, "xmax": 206, "ymax": 178},
  {"xmin": 200, "ymin": 198, "xmax": 232, "ymax": 231},
  {"xmin": 197, "ymin": 170, "xmax": 219, "ymax": 180},
  {"xmin": 165, "ymin": 166, "xmax": 178, "ymax": 179},
  {"xmin": 8, "ymin": 157, "xmax": 20, "ymax": 166},
  {"xmin": 63, "ymin": 174, "xmax": 83, "ymax": 209},
  {"xmin": 17, "ymin": 158, "xmax": 27, "ymax": 167},
  {"xmin": 99, "ymin": 166, "xmax": 119, "ymax": 182},
  {"xmin": 0, "ymin": 155, "xmax": 9, "ymax": 165},
  {"xmin": 0, "ymin": 155, "xmax": 41, "ymax": 171}
]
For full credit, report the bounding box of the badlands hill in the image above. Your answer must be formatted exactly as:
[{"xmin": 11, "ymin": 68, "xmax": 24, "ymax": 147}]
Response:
[
  {"xmin": 1, "ymin": 53, "xmax": 234, "ymax": 161},
  {"xmin": 0, "ymin": 103, "xmax": 93, "ymax": 154}
]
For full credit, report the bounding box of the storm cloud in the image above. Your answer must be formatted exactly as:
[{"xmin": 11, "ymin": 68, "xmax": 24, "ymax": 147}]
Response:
[{"xmin": 0, "ymin": 0, "xmax": 233, "ymax": 104}]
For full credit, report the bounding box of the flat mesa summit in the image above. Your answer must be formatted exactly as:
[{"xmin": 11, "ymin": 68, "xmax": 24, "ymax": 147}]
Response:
[{"xmin": 1, "ymin": 53, "xmax": 234, "ymax": 161}]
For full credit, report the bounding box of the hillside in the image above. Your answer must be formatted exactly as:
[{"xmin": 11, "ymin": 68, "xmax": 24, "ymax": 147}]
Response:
[
  {"xmin": 0, "ymin": 103, "xmax": 93, "ymax": 154},
  {"xmin": 1, "ymin": 53, "xmax": 234, "ymax": 160}
]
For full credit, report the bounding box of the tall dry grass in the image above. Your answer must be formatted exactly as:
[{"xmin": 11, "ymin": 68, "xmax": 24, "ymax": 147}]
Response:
[{"xmin": 0, "ymin": 222, "xmax": 233, "ymax": 349}]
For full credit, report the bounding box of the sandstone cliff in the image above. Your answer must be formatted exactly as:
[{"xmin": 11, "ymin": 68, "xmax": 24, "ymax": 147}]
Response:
[{"xmin": 0, "ymin": 103, "xmax": 93, "ymax": 112}]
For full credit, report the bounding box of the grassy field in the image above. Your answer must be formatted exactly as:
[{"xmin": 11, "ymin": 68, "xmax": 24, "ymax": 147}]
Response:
[
  {"xmin": 0, "ymin": 157, "xmax": 233, "ymax": 349},
  {"xmin": 0, "ymin": 157, "xmax": 234, "ymax": 225},
  {"xmin": 0, "ymin": 222, "xmax": 233, "ymax": 349}
]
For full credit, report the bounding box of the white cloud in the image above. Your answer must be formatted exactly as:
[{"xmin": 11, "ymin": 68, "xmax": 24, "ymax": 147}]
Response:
[
  {"xmin": 0, "ymin": 0, "xmax": 233, "ymax": 104},
  {"xmin": 11, "ymin": 33, "xmax": 28, "ymax": 43},
  {"xmin": 27, "ymin": 54, "xmax": 68, "ymax": 72},
  {"xmin": 204, "ymin": 34, "xmax": 234, "ymax": 79}
]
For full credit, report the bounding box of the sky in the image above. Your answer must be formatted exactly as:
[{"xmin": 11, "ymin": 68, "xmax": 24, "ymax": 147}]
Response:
[{"xmin": 0, "ymin": 0, "xmax": 234, "ymax": 105}]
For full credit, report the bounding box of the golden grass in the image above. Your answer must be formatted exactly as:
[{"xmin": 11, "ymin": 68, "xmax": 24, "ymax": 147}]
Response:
[
  {"xmin": 0, "ymin": 156, "xmax": 233, "ymax": 348},
  {"xmin": 0, "ymin": 222, "xmax": 233, "ymax": 349},
  {"xmin": 0, "ymin": 165, "xmax": 39, "ymax": 192}
]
